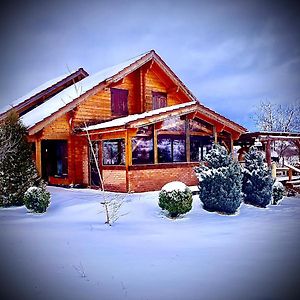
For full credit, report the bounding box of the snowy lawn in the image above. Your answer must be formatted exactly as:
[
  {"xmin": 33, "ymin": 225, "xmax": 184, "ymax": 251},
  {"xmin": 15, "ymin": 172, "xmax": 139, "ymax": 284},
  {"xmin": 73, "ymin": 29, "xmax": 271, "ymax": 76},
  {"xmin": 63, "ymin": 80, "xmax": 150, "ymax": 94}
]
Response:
[{"xmin": 0, "ymin": 186, "xmax": 300, "ymax": 300}]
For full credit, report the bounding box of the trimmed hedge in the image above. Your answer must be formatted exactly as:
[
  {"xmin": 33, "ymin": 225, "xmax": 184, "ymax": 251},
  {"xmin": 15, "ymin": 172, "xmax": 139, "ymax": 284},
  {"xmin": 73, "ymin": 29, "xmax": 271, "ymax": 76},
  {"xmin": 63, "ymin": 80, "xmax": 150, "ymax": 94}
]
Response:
[
  {"xmin": 24, "ymin": 186, "xmax": 51, "ymax": 213},
  {"xmin": 159, "ymin": 182, "xmax": 193, "ymax": 218}
]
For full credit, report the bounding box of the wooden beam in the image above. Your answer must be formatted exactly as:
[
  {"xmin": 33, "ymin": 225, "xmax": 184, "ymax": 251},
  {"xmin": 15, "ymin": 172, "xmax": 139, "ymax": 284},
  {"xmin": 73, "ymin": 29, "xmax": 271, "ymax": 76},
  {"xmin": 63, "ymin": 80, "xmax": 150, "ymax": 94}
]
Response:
[
  {"xmin": 35, "ymin": 139, "xmax": 42, "ymax": 176},
  {"xmin": 154, "ymin": 124, "xmax": 158, "ymax": 164},
  {"xmin": 213, "ymin": 126, "xmax": 218, "ymax": 143},
  {"xmin": 265, "ymin": 139, "xmax": 271, "ymax": 167},
  {"xmin": 186, "ymin": 118, "xmax": 190, "ymax": 162},
  {"xmin": 230, "ymin": 134, "xmax": 234, "ymax": 155},
  {"xmin": 125, "ymin": 130, "xmax": 130, "ymax": 192},
  {"xmin": 140, "ymin": 68, "xmax": 145, "ymax": 113}
]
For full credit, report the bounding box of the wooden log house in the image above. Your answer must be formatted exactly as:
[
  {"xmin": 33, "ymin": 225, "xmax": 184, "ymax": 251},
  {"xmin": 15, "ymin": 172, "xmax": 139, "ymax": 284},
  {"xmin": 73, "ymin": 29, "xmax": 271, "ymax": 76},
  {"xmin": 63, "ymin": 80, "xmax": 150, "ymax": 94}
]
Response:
[{"xmin": 0, "ymin": 50, "xmax": 247, "ymax": 192}]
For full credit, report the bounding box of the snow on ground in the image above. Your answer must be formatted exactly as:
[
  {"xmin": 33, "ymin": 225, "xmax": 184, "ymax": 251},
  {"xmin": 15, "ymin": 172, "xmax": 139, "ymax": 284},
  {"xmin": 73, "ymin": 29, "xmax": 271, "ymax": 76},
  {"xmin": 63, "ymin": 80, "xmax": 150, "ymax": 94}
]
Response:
[{"xmin": 0, "ymin": 187, "xmax": 300, "ymax": 300}]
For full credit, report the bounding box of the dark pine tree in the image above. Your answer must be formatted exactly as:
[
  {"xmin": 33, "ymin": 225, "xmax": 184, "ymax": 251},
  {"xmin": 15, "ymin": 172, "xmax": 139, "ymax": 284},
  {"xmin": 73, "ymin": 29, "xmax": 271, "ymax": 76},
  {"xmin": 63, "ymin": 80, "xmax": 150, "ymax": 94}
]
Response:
[
  {"xmin": 242, "ymin": 146, "xmax": 273, "ymax": 207},
  {"xmin": 0, "ymin": 111, "xmax": 40, "ymax": 207},
  {"xmin": 195, "ymin": 143, "xmax": 242, "ymax": 214}
]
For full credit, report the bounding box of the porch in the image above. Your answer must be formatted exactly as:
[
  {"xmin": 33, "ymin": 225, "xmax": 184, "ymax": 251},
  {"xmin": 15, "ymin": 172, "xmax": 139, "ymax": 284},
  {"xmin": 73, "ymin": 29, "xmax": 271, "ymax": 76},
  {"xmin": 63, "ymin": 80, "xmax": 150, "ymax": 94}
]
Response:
[{"xmin": 82, "ymin": 102, "xmax": 245, "ymax": 192}]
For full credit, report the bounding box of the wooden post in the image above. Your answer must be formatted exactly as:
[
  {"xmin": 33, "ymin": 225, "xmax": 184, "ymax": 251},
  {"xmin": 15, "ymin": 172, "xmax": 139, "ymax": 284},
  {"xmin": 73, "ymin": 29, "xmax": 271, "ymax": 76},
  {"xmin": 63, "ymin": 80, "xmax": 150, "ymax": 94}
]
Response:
[
  {"xmin": 35, "ymin": 139, "xmax": 42, "ymax": 176},
  {"xmin": 125, "ymin": 130, "xmax": 130, "ymax": 192},
  {"xmin": 288, "ymin": 168, "xmax": 293, "ymax": 181},
  {"xmin": 185, "ymin": 118, "xmax": 190, "ymax": 162},
  {"xmin": 154, "ymin": 124, "xmax": 158, "ymax": 164},
  {"xmin": 265, "ymin": 139, "xmax": 271, "ymax": 167},
  {"xmin": 271, "ymin": 162, "xmax": 277, "ymax": 178},
  {"xmin": 213, "ymin": 126, "xmax": 217, "ymax": 144},
  {"xmin": 140, "ymin": 68, "xmax": 145, "ymax": 113},
  {"xmin": 230, "ymin": 135, "xmax": 234, "ymax": 156}
]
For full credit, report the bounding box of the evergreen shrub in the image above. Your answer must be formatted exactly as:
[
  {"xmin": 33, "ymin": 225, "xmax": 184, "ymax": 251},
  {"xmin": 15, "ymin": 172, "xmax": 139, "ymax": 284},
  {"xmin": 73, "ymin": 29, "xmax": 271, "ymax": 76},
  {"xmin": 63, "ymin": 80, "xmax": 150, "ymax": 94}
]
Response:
[
  {"xmin": 194, "ymin": 143, "xmax": 242, "ymax": 215},
  {"xmin": 0, "ymin": 111, "xmax": 40, "ymax": 207},
  {"xmin": 242, "ymin": 146, "xmax": 273, "ymax": 207},
  {"xmin": 24, "ymin": 186, "xmax": 51, "ymax": 213},
  {"xmin": 272, "ymin": 181, "xmax": 285, "ymax": 205},
  {"xmin": 159, "ymin": 181, "xmax": 193, "ymax": 218}
]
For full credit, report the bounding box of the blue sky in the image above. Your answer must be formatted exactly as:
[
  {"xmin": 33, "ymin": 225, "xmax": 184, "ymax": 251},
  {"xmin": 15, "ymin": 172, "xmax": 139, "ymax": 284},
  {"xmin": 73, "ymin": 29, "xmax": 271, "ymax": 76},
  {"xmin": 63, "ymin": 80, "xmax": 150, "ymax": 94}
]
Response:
[{"xmin": 0, "ymin": 0, "xmax": 299, "ymax": 130}]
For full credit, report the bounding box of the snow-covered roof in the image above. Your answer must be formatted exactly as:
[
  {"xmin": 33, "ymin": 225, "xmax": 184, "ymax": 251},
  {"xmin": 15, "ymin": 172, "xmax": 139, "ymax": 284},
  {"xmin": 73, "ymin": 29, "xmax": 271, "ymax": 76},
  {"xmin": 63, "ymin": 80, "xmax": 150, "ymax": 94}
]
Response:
[
  {"xmin": 18, "ymin": 51, "xmax": 151, "ymax": 128},
  {"xmin": 0, "ymin": 72, "xmax": 71, "ymax": 115},
  {"xmin": 83, "ymin": 101, "xmax": 197, "ymax": 131}
]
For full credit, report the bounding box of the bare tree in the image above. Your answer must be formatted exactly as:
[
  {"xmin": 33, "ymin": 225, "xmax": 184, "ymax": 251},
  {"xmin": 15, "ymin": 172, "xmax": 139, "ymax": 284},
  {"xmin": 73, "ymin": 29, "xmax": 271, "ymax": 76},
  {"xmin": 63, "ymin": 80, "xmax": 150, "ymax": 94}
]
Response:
[
  {"xmin": 253, "ymin": 100, "xmax": 300, "ymax": 132},
  {"xmin": 64, "ymin": 74, "xmax": 127, "ymax": 226}
]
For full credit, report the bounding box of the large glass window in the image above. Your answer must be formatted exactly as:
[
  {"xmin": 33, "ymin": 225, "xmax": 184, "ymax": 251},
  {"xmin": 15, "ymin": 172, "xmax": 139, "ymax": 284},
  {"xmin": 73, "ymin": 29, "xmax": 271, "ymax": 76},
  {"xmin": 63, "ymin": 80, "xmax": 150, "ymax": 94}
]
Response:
[
  {"xmin": 157, "ymin": 116, "xmax": 186, "ymax": 163},
  {"xmin": 190, "ymin": 136, "xmax": 212, "ymax": 162},
  {"xmin": 102, "ymin": 139, "xmax": 125, "ymax": 165},
  {"xmin": 132, "ymin": 125, "xmax": 154, "ymax": 164},
  {"xmin": 158, "ymin": 135, "xmax": 186, "ymax": 163}
]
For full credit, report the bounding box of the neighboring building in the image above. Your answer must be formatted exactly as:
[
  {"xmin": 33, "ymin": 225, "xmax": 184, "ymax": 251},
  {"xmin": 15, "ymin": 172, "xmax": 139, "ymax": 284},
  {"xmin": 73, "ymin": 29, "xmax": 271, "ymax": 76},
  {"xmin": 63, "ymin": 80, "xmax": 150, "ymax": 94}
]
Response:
[
  {"xmin": 0, "ymin": 50, "xmax": 247, "ymax": 192},
  {"xmin": 237, "ymin": 131, "xmax": 300, "ymax": 166}
]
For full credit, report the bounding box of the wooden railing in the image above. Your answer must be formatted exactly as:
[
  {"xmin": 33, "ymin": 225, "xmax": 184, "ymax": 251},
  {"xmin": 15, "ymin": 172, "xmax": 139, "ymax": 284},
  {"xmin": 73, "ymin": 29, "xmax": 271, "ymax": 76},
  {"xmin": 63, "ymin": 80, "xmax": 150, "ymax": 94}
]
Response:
[
  {"xmin": 273, "ymin": 163, "xmax": 300, "ymax": 183},
  {"xmin": 284, "ymin": 163, "xmax": 300, "ymax": 181}
]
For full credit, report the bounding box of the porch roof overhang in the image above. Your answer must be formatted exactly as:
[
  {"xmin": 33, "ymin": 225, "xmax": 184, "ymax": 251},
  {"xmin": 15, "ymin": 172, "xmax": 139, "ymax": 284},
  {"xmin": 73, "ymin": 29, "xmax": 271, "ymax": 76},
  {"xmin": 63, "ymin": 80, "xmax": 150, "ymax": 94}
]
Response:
[{"xmin": 79, "ymin": 101, "xmax": 247, "ymax": 139}]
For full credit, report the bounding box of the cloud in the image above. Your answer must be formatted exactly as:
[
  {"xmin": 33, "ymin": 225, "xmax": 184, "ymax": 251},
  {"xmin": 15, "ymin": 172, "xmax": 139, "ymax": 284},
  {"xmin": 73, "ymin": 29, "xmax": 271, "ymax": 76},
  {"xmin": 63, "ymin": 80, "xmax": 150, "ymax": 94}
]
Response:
[{"xmin": 0, "ymin": 0, "xmax": 299, "ymax": 130}]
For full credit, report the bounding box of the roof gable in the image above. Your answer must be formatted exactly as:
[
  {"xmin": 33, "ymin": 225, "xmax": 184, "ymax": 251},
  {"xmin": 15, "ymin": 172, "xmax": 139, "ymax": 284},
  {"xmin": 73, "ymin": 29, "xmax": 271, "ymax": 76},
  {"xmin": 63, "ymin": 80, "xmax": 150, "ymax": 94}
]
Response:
[
  {"xmin": 23, "ymin": 51, "xmax": 154, "ymax": 134},
  {"xmin": 2, "ymin": 50, "xmax": 247, "ymax": 135}
]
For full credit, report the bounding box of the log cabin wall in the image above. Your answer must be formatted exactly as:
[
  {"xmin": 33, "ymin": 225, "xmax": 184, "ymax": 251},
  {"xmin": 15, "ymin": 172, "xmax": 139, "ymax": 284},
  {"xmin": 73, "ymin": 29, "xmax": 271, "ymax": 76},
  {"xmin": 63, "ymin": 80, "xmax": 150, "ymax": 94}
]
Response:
[
  {"xmin": 73, "ymin": 72, "xmax": 141, "ymax": 127},
  {"xmin": 143, "ymin": 65, "xmax": 189, "ymax": 111},
  {"xmin": 67, "ymin": 66, "xmax": 191, "ymax": 129},
  {"xmin": 144, "ymin": 68, "xmax": 167, "ymax": 111},
  {"xmin": 31, "ymin": 114, "xmax": 90, "ymax": 187},
  {"xmin": 42, "ymin": 115, "xmax": 70, "ymax": 139}
]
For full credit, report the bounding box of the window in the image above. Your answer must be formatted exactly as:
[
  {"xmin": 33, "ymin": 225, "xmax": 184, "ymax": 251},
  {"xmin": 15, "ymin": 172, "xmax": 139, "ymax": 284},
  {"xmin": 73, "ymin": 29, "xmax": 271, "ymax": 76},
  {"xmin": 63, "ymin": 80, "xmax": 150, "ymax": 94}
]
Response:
[
  {"xmin": 152, "ymin": 91, "xmax": 167, "ymax": 110},
  {"xmin": 132, "ymin": 125, "xmax": 154, "ymax": 164},
  {"xmin": 190, "ymin": 136, "xmax": 212, "ymax": 162},
  {"xmin": 102, "ymin": 139, "xmax": 125, "ymax": 165},
  {"xmin": 158, "ymin": 135, "xmax": 186, "ymax": 163},
  {"xmin": 41, "ymin": 140, "xmax": 68, "ymax": 179},
  {"xmin": 111, "ymin": 88, "xmax": 128, "ymax": 116}
]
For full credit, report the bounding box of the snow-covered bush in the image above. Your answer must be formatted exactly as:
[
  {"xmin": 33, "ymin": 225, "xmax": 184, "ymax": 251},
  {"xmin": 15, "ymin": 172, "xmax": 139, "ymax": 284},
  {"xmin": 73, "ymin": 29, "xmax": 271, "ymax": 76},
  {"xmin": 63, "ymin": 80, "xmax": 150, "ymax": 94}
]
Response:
[
  {"xmin": 24, "ymin": 186, "xmax": 51, "ymax": 213},
  {"xmin": 158, "ymin": 181, "xmax": 193, "ymax": 218},
  {"xmin": 272, "ymin": 181, "xmax": 285, "ymax": 205},
  {"xmin": 194, "ymin": 143, "xmax": 242, "ymax": 215},
  {"xmin": 242, "ymin": 146, "xmax": 273, "ymax": 208}
]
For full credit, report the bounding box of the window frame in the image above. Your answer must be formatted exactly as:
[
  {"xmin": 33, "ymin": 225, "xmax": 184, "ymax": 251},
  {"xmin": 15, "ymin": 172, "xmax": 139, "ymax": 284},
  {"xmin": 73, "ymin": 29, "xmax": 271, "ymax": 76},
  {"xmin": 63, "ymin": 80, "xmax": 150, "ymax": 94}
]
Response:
[
  {"xmin": 102, "ymin": 139, "xmax": 125, "ymax": 166},
  {"xmin": 157, "ymin": 134, "xmax": 186, "ymax": 163}
]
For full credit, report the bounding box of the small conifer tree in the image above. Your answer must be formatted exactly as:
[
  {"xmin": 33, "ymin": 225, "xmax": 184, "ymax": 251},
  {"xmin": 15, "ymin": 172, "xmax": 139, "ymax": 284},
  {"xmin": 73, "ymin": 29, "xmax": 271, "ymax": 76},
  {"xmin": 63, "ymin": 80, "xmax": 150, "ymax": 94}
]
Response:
[
  {"xmin": 0, "ymin": 111, "xmax": 40, "ymax": 207},
  {"xmin": 194, "ymin": 143, "xmax": 242, "ymax": 214},
  {"xmin": 242, "ymin": 146, "xmax": 273, "ymax": 207}
]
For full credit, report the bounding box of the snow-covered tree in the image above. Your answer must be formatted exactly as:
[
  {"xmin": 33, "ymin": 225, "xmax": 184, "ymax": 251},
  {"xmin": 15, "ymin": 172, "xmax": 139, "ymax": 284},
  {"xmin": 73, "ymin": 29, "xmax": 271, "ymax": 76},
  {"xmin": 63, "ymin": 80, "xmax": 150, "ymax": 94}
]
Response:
[
  {"xmin": 194, "ymin": 143, "xmax": 242, "ymax": 215},
  {"xmin": 0, "ymin": 111, "xmax": 40, "ymax": 207},
  {"xmin": 242, "ymin": 146, "xmax": 273, "ymax": 207}
]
